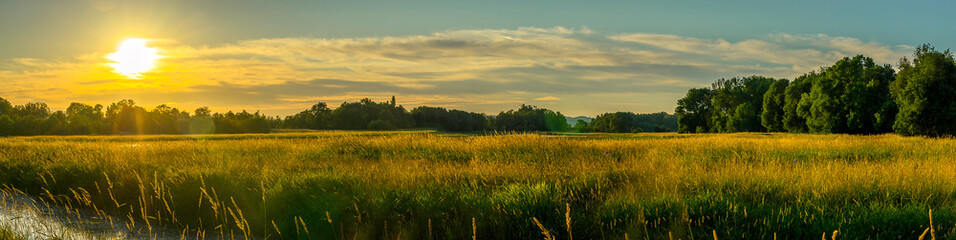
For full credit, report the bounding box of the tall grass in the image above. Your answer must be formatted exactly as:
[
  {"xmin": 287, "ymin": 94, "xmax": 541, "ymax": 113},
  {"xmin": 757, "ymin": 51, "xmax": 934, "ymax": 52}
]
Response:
[
  {"xmin": 0, "ymin": 225, "xmax": 25, "ymax": 240},
  {"xmin": 0, "ymin": 131, "xmax": 954, "ymax": 239}
]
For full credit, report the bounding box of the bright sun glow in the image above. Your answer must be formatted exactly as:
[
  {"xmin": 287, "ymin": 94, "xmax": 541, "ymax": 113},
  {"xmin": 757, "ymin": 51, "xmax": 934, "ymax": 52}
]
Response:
[{"xmin": 107, "ymin": 38, "xmax": 160, "ymax": 78}]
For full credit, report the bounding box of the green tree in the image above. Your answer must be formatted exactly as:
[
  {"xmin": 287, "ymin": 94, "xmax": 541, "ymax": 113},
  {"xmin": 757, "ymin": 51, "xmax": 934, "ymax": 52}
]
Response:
[
  {"xmin": 573, "ymin": 119, "xmax": 592, "ymax": 133},
  {"xmin": 213, "ymin": 110, "xmax": 271, "ymax": 134},
  {"xmin": 0, "ymin": 98, "xmax": 12, "ymax": 136},
  {"xmin": 106, "ymin": 99, "xmax": 136, "ymax": 120},
  {"xmin": 13, "ymin": 102, "xmax": 52, "ymax": 135},
  {"xmin": 437, "ymin": 109, "xmax": 488, "ymax": 132},
  {"xmin": 285, "ymin": 102, "xmax": 333, "ymax": 129},
  {"xmin": 45, "ymin": 111, "xmax": 68, "ymax": 135},
  {"xmin": 66, "ymin": 102, "xmax": 106, "ymax": 135},
  {"xmin": 0, "ymin": 97, "xmax": 12, "ymax": 115},
  {"xmin": 782, "ymin": 74, "xmax": 813, "ymax": 133},
  {"xmin": 332, "ymin": 98, "xmax": 412, "ymax": 130},
  {"xmin": 15, "ymin": 102, "xmax": 50, "ymax": 119},
  {"xmin": 849, "ymin": 61, "xmax": 897, "ymax": 134},
  {"xmin": 189, "ymin": 107, "xmax": 215, "ymax": 134},
  {"xmin": 0, "ymin": 115, "xmax": 13, "ymax": 136},
  {"xmin": 634, "ymin": 112, "xmax": 677, "ymax": 132},
  {"xmin": 411, "ymin": 106, "xmax": 447, "ymax": 128},
  {"xmin": 150, "ymin": 104, "xmax": 186, "ymax": 134},
  {"xmin": 367, "ymin": 119, "xmax": 395, "ymax": 130},
  {"xmin": 591, "ymin": 112, "xmax": 677, "ymax": 133},
  {"xmin": 761, "ymin": 79, "xmax": 790, "ymax": 132},
  {"xmin": 194, "ymin": 107, "xmax": 212, "ymax": 117},
  {"xmin": 493, "ymin": 105, "xmax": 568, "ymax": 132},
  {"xmin": 709, "ymin": 76, "xmax": 775, "ymax": 132},
  {"xmin": 593, "ymin": 112, "xmax": 639, "ymax": 133},
  {"xmin": 799, "ymin": 55, "xmax": 896, "ymax": 134},
  {"xmin": 890, "ymin": 44, "xmax": 956, "ymax": 136},
  {"xmin": 675, "ymin": 88, "xmax": 713, "ymax": 133},
  {"xmin": 544, "ymin": 110, "xmax": 570, "ymax": 132},
  {"xmin": 106, "ymin": 100, "xmax": 149, "ymax": 134}
]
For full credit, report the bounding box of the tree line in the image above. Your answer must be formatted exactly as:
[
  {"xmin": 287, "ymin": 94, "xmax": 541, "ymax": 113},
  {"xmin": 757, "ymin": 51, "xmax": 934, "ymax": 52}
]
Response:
[
  {"xmin": 283, "ymin": 101, "xmax": 575, "ymax": 132},
  {"xmin": 0, "ymin": 94, "xmax": 681, "ymax": 136},
  {"xmin": 283, "ymin": 99, "xmax": 679, "ymax": 133},
  {"xmin": 0, "ymin": 99, "xmax": 272, "ymax": 136},
  {"xmin": 676, "ymin": 44, "xmax": 956, "ymax": 137}
]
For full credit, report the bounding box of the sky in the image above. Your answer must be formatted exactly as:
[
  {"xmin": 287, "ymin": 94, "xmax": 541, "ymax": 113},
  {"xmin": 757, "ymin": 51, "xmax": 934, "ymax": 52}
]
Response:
[{"xmin": 1, "ymin": 0, "xmax": 954, "ymax": 117}]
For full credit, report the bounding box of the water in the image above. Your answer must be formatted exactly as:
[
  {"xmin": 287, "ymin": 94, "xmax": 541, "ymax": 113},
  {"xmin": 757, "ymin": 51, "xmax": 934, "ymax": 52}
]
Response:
[{"xmin": 0, "ymin": 188, "xmax": 194, "ymax": 240}]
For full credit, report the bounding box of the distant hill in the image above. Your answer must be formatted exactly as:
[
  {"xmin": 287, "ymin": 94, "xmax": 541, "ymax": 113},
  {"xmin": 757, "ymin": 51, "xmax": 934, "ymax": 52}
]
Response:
[{"xmin": 566, "ymin": 116, "xmax": 593, "ymax": 127}]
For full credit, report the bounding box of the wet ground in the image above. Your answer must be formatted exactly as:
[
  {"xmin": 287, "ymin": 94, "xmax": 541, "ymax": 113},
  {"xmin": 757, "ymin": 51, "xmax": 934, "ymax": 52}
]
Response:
[{"xmin": 0, "ymin": 188, "xmax": 204, "ymax": 240}]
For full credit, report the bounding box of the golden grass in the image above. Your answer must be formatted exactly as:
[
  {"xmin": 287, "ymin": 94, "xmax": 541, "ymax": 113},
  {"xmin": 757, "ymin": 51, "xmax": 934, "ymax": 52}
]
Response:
[{"xmin": 0, "ymin": 131, "xmax": 953, "ymax": 239}]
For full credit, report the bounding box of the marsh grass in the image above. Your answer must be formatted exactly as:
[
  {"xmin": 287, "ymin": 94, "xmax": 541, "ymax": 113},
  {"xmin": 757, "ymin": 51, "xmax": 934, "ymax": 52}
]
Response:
[
  {"xmin": 0, "ymin": 225, "xmax": 25, "ymax": 240},
  {"xmin": 0, "ymin": 131, "xmax": 954, "ymax": 239}
]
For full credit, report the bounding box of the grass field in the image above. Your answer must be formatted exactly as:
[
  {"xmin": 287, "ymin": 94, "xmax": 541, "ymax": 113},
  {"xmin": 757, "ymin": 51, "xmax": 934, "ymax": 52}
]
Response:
[{"xmin": 0, "ymin": 131, "xmax": 954, "ymax": 239}]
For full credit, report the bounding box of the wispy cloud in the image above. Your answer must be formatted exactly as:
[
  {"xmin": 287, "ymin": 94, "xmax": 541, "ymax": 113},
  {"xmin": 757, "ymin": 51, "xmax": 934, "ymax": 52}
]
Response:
[
  {"xmin": 0, "ymin": 27, "xmax": 914, "ymax": 116},
  {"xmin": 610, "ymin": 33, "xmax": 913, "ymax": 74},
  {"xmin": 534, "ymin": 96, "xmax": 561, "ymax": 101}
]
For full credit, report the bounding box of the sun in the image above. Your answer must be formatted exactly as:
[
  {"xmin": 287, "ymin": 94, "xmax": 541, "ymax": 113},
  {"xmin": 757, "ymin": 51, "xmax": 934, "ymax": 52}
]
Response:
[{"xmin": 107, "ymin": 38, "xmax": 161, "ymax": 78}]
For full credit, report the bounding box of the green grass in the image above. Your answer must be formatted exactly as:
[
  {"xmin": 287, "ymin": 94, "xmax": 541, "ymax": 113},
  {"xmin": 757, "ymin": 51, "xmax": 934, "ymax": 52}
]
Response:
[
  {"xmin": 0, "ymin": 225, "xmax": 25, "ymax": 240},
  {"xmin": 0, "ymin": 132, "xmax": 954, "ymax": 239}
]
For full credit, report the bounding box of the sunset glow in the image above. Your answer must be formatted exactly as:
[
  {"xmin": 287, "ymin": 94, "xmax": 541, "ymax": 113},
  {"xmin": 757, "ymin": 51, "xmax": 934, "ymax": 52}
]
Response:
[
  {"xmin": 0, "ymin": 1, "xmax": 952, "ymax": 117},
  {"xmin": 107, "ymin": 38, "xmax": 160, "ymax": 78}
]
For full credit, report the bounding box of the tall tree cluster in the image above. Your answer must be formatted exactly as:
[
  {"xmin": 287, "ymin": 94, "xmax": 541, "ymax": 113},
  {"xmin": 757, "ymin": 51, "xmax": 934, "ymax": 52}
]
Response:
[
  {"xmin": 677, "ymin": 45, "xmax": 956, "ymax": 137},
  {"xmin": 410, "ymin": 106, "xmax": 489, "ymax": 132},
  {"xmin": 675, "ymin": 76, "xmax": 778, "ymax": 133},
  {"xmin": 796, "ymin": 56, "xmax": 896, "ymax": 134},
  {"xmin": 675, "ymin": 88, "xmax": 713, "ymax": 133},
  {"xmin": 283, "ymin": 97, "xmax": 414, "ymax": 130},
  {"xmin": 891, "ymin": 45, "xmax": 956, "ymax": 136},
  {"xmin": 491, "ymin": 104, "xmax": 570, "ymax": 132},
  {"xmin": 710, "ymin": 76, "xmax": 777, "ymax": 133},
  {"xmin": 282, "ymin": 102, "xmax": 333, "ymax": 130}
]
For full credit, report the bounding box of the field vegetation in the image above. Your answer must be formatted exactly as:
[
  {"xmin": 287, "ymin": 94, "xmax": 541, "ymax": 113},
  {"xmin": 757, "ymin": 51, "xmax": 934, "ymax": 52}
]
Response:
[{"xmin": 0, "ymin": 131, "xmax": 953, "ymax": 239}]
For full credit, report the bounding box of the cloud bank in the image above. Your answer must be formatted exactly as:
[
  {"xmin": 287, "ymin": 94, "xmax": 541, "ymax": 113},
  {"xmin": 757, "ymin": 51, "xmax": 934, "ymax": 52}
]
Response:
[{"xmin": 0, "ymin": 27, "xmax": 913, "ymax": 116}]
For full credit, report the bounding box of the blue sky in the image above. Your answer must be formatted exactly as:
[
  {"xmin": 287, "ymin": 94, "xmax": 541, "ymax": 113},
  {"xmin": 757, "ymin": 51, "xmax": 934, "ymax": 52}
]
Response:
[{"xmin": 1, "ymin": 0, "xmax": 953, "ymax": 116}]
